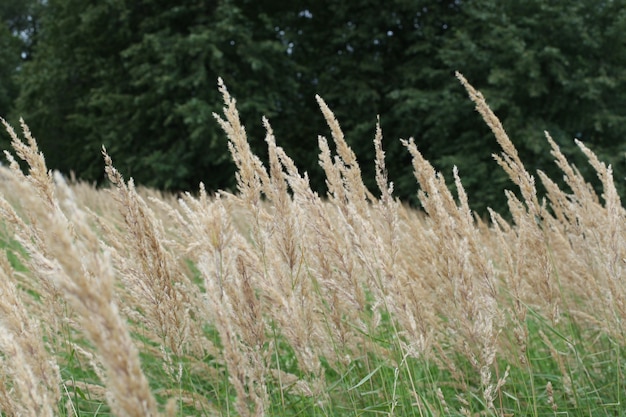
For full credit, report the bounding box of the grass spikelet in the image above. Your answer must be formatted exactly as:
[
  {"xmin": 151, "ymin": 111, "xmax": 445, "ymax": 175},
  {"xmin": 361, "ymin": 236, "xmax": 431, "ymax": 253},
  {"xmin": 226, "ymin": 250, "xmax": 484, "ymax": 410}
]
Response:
[
  {"xmin": 102, "ymin": 147, "xmax": 202, "ymax": 361},
  {"xmin": 456, "ymin": 71, "xmax": 541, "ymax": 217},
  {"xmin": 0, "ymin": 117, "xmax": 57, "ymax": 210},
  {"xmin": 213, "ymin": 78, "xmax": 269, "ymax": 206},
  {"xmin": 316, "ymin": 95, "xmax": 369, "ymax": 205}
]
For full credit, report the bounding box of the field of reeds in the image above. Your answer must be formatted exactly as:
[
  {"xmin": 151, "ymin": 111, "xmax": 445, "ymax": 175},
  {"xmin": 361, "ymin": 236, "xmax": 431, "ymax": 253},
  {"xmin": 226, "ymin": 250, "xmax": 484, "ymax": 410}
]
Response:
[{"xmin": 0, "ymin": 73, "xmax": 624, "ymax": 417}]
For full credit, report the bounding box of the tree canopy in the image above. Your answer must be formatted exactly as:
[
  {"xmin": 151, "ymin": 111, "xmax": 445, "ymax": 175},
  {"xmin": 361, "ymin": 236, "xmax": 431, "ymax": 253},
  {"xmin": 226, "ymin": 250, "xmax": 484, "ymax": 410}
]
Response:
[
  {"xmin": 0, "ymin": 0, "xmax": 39, "ymax": 118},
  {"xmin": 5, "ymin": 0, "xmax": 626, "ymax": 213}
]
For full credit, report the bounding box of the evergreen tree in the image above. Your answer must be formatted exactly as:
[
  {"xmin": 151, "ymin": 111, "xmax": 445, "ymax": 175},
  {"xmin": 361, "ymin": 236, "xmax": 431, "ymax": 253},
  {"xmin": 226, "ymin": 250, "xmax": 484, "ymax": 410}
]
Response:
[
  {"xmin": 13, "ymin": 0, "xmax": 626, "ymax": 213},
  {"xmin": 15, "ymin": 0, "xmax": 298, "ymax": 191},
  {"xmin": 0, "ymin": 0, "xmax": 39, "ymax": 121}
]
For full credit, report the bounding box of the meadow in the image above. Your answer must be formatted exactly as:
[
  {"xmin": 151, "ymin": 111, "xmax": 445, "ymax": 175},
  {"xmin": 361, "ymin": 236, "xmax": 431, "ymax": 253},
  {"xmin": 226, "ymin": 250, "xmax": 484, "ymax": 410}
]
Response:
[{"xmin": 0, "ymin": 73, "xmax": 624, "ymax": 416}]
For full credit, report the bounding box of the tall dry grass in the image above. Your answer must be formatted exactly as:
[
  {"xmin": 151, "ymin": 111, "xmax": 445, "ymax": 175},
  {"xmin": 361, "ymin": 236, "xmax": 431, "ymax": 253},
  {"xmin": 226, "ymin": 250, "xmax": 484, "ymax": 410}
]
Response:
[{"xmin": 0, "ymin": 74, "xmax": 623, "ymax": 416}]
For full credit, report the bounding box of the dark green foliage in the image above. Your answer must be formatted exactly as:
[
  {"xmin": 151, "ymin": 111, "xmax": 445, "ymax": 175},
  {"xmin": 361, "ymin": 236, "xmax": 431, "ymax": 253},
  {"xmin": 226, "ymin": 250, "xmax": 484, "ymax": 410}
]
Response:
[
  {"xmin": 14, "ymin": 0, "xmax": 299, "ymax": 192},
  {"xmin": 10, "ymin": 0, "xmax": 626, "ymax": 213},
  {"xmin": 0, "ymin": 0, "xmax": 39, "ymax": 125},
  {"xmin": 0, "ymin": 26, "xmax": 20, "ymax": 119},
  {"xmin": 435, "ymin": 0, "xmax": 626, "ymax": 212}
]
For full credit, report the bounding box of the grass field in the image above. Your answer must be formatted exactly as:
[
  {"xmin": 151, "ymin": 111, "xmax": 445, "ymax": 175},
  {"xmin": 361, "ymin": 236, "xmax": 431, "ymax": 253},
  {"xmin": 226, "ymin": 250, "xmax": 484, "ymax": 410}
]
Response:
[{"xmin": 0, "ymin": 73, "xmax": 624, "ymax": 417}]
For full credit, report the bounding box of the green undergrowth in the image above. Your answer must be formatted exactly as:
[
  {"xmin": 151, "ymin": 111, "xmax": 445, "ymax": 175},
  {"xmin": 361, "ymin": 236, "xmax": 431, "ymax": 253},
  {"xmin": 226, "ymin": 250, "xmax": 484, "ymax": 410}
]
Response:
[{"xmin": 42, "ymin": 287, "xmax": 625, "ymax": 417}]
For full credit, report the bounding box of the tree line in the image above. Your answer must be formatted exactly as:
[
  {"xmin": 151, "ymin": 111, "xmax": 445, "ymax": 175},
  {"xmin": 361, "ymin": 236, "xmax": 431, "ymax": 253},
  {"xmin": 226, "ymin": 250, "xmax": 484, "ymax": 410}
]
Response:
[{"xmin": 2, "ymin": 0, "xmax": 626, "ymax": 213}]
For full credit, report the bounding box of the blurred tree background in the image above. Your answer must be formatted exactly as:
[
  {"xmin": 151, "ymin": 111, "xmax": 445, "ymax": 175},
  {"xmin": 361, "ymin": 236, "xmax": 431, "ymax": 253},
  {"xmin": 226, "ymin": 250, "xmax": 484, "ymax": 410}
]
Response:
[{"xmin": 2, "ymin": 0, "xmax": 626, "ymax": 214}]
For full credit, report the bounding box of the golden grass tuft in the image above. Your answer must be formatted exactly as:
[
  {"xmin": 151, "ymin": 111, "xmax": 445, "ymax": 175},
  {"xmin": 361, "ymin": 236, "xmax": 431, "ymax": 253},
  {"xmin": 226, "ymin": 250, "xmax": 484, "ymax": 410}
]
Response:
[{"xmin": 0, "ymin": 75, "xmax": 624, "ymax": 416}]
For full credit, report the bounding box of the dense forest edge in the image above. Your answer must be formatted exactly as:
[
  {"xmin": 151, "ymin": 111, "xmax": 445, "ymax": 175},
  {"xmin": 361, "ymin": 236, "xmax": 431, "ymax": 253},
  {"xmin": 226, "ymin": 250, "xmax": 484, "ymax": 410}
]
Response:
[{"xmin": 2, "ymin": 0, "xmax": 626, "ymax": 214}]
